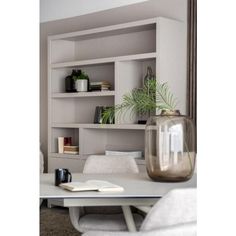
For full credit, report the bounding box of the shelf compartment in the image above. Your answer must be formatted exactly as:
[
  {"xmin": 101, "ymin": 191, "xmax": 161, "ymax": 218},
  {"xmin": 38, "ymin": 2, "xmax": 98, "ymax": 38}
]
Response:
[
  {"xmin": 115, "ymin": 58, "xmax": 156, "ymax": 124},
  {"xmin": 50, "ymin": 128, "xmax": 79, "ymax": 154},
  {"xmin": 52, "ymin": 91, "xmax": 115, "ymax": 98},
  {"xmin": 52, "ymin": 123, "xmax": 146, "ymax": 130},
  {"xmin": 49, "ymin": 18, "xmax": 157, "ymax": 41},
  {"xmin": 51, "ymin": 97, "xmax": 114, "ymax": 123},
  {"xmin": 51, "ymin": 63, "xmax": 115, "ymax": 93},
  {"xmin": 82, "ymin": 129, "xmax": 144, "ymax": 156},
  {"xmin": 51, "ymin": 52, "xmax": 157, "ymax": 69},
  {"xmin": 49, "ymin": 19, "xmax": 156, "ymax": 63}
]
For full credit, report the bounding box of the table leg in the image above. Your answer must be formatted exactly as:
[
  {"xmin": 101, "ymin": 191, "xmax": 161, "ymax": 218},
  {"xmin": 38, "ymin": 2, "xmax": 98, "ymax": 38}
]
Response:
[
  {"xmin": 121, "ymin": 206, "xmax": 137, "ymax": 232},
  {"xmin": 133, "ymin": 205, "xmax": 152, "ymax": 213}
]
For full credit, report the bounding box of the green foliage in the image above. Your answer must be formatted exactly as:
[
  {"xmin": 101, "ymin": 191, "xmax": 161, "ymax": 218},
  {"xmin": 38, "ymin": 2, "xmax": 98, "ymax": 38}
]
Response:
[
  {"xmin": 73, "ymin": 71, "xmax": 89, "ymax": 80},
  {"xmin": 101, "ymin": 78, "xmax": 177, "ymax": 124},
  {"xmin": 155, "ymin": 81, "xmax": 177, "ymax": 111}
]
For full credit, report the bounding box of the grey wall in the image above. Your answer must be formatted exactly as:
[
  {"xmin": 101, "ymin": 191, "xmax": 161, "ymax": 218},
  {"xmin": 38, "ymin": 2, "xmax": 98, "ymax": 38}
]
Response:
[
  {"xmin": 40, "ymin": 0, "xmax": 187, "ymax": 170},
  {"xmin": 40, "ymin": 0, "xmax": 148, "ymax": 23}
]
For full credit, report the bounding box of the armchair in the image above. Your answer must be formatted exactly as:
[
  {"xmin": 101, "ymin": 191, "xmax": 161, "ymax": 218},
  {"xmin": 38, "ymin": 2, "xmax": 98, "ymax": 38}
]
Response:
[
  {"xmin": 69, "ymin": 155, "xmax": 144, "ymax": 233},
  {"xmin": 83, "ymin": 188, "xmax": 197, "ymax": 236}
]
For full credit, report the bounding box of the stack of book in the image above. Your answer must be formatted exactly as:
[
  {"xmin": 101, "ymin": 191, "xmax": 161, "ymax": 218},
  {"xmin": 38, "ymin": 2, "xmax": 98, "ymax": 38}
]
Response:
[
  {"xmin": 90, "ymin": 81, "xmax": 111, "ymax": 91},
  {"xmin": 58, "ymin": 137, "xmax": 79, "ymax": 155},
  {"xmin": 64, "ymin": 145, "xmax": 79, "ymax": 154}
]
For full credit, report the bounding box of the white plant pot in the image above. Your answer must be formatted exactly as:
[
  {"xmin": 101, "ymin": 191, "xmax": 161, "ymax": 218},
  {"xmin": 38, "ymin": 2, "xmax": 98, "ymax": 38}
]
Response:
[{"xmin": 76, "ymin": 80, "xmax": 88, "ymax": 92}]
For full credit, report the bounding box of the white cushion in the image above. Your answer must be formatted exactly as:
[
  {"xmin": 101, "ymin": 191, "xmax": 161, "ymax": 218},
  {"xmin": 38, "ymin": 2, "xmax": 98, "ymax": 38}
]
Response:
[
  {"xmin": 83, "ymin": 155, "xmax": 139, "ymax": 174},
  {"xmin": 78, "ymin": 213, "xmax": 143, "ymax": 233},
  {"xmin": 141, "ymin": 188, "xmax": 197, "ymax": 231}
]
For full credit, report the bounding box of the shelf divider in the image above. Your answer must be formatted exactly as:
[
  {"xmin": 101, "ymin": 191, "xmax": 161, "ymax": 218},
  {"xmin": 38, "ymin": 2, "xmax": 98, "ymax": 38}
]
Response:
[
  {"xmin": 51, "ymin": 123, "xmax": 146, "ymax": 130},
  {"xmin": 51, "ymin": 52, "xmax": 157, "ymax": 69},
  {"xmin": 52, "ymin": 91, "xmax": 115, "ymax": 98}
]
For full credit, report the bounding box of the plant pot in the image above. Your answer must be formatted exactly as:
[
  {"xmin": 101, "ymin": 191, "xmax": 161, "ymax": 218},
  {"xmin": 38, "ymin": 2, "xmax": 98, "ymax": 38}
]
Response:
[
  {"xmin": 145, "ymin": 110, "xmax": 196, "ymax": 182},
  {"xmin": 75, "ymin": 80, "xmax": 88, "ymax": 92}
]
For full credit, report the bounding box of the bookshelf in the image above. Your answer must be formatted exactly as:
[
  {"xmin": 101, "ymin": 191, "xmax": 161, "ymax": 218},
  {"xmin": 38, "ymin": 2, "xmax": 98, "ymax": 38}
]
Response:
[{"xmin": 47, "ymin": 17, "xmax": 186, "ymax": 172}]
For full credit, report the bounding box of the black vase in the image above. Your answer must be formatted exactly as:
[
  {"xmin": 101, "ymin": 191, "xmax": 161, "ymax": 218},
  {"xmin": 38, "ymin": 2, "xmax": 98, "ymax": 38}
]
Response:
[
  {"xmin": 65, "ymin": 75, "xmax": 76, "ymax": 92},
  {"xmin": 94, "ymin": 106, "xmax": 104, "ymax": 124},
  {"xmin": 65, "ymin": 69, "xmax": 82, "ymax": 92}
]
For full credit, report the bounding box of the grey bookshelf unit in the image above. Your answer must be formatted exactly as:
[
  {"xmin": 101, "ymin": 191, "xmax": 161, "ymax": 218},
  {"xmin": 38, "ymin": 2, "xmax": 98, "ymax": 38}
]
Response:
[{"xmin": 47, "ymin": 17, "xmax": 186, "ymax": 173}]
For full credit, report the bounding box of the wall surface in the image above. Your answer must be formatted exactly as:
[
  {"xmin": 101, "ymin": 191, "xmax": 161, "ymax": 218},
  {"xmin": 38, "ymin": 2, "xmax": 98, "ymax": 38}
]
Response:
[
  {"xmin": 40, "ymin": 0, "xmax": 148, "ymax": 22},
  {"xmin": 40, "ymin": 0, "xmax": 187, "ymax": 170}
]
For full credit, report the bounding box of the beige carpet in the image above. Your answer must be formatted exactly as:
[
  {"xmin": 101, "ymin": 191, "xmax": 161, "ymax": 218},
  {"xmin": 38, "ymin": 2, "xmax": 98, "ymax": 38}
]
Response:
[{"xmin": 40, "ymin": 201, "xmax": 81, "ymax": 236}]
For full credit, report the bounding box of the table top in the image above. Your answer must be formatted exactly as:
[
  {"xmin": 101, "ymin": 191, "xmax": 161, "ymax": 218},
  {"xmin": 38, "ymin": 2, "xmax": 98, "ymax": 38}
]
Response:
[{"xmin": 40, "ymin": 173, "xmax": 197, "ymax": 199}]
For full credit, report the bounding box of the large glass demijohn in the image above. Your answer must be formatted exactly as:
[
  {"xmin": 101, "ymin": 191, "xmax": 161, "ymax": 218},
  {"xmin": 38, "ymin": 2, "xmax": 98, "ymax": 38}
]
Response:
[{"xmin": 145, "ymin": 110, "xmax": 196, "ymax": 182}]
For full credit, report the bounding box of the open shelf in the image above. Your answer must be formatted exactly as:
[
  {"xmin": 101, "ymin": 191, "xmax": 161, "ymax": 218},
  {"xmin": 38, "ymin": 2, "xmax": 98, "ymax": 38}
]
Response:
[
  {"xmin": 49, "ymin": 18, "xmax": 157, "ymax": 41},
  {"xmin": 50, "ymin": 153, "xmax": 80, "ymax": 159},
  {"xmin": 50, "ymin": 152, "xmax": 145, "ymax": 163},
  {"xmin": 52, "ymin": 123, "xmax": 146, "ymax": 130},
  {"xmin": 51, "ymin": 52, "xmax": 157, "ymax": 69},
  {"xmin": 50, "ymin": 153, "xmax": 89, "ymax": 160},
  {"xmin": 52, "ymin": 91, "xmax": 115, "ymax": 98},
  {"xmin": 49, "ymin": 18, "xmax": 156, "ymax": 63}
]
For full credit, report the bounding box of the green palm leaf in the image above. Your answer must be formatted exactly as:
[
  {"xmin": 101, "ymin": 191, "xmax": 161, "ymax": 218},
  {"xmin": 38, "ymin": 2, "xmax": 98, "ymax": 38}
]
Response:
[
  {"xmin": 101, "ymin": 76, "xmax": 177, "ymax": 124},
  {"xmin": 155, "ymin": 82, "xmax": 177, "ymax": 111}
]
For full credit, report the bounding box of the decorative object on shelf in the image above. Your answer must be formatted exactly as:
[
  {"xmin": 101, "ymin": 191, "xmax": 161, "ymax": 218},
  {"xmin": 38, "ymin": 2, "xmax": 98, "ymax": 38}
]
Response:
[
  {"xmin": 58, "ymin": 137, "xmax": 64, "ymax": 154},
  {"xmin": 94, "ymin": 106, "xmax": 114, "ymax": 124},
  {"xmin": 138, "ymin": 66, "xmax": 156, "ymax": 124},
  {"xmin": 102, "ymin": 72, "xmax": 176, "ymax": 124},
  {"xmin": 64, "ymin": 145, "xmax": 79, "ymax": 154},
  {"xmin": 57, "ymin": 136, "xmax": 77, "ymax": 154},
  {"xmin": 145, "ymin": 110, "xmax": 196, "ymax": 182},
  {"xmin": 65, "ymin": 70, "xmax": 77, "ymax": 92},
  {"xmin": 143, "ymin": 66, "xmax": 155, "ymax": 90},
  {"xmin": 73, "ymin": 70, "xmax": 89, "ymax": 92},
  {"xmin": 94, "ymin": 106, "xmax": 104, "ymax": 124},
  {"xmin": 90, "ymin": 81, "xmax": 111, "ymax": 91},
  {"xmin": 64, "ymin": 137, "xmax": 72, "ymax": 146}
]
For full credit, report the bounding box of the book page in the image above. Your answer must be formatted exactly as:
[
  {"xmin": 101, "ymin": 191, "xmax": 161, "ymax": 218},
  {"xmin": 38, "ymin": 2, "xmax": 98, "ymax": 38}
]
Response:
[
  {"xmin": 60, "ymin": 180, "xmax": 124, "ymax": 192},
  {"xmin": 60, "ymin": 182, "xmax": 98, "ymax": 191},
  {"xmin": 86, "ymin": 180, "xmax": 124, "ymax": 192}
]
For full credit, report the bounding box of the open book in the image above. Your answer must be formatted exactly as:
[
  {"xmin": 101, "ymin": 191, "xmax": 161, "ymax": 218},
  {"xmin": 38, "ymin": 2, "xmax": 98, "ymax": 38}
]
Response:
[{"xmin": 59, "ymin": 180, "xmax": 124, "ymax": 192}]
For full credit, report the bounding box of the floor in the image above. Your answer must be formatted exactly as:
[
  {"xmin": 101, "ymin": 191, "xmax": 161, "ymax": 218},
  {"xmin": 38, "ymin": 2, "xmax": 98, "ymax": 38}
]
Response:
[{"xmin": 40, "ymin": 201, "xmax": 81, "ymax": 236}]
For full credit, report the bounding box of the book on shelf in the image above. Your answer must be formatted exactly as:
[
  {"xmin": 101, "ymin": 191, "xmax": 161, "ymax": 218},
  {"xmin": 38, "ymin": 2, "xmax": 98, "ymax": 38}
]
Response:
[
  {"xmin": 58, "ymin": 137, "xmax": 64, "ymax": 154},
  {"xmin": 105, "ymin": 150, "xmax": 143, "ymax": 158},
  {"xmin": 63, "ymin": 145, "xmax": 79, "ymax": 154},
  {"xmin": 60, "ymin": 180, "xmax": 124, "ymax": 192},
  {"xmin": 90, "ymin": 81, "xmax": 111, "ymax": 91},
  {"xmin": 90, "ymin": 81, "xmax": 110, "ymax": 86},
  {"xmin": 64, "ymin": 145, "xmax": 78, "ymax": 151},
  {"xmin": 64, "ymin": 137, "xmax": 72, "ymax": 146},
  {"xmin": 63, "ymin": 151, "xmax": 79, "ymax": 154},
  {"xmin": 58, "ymin": 137, "xmax": 78, "ymax": 154}
]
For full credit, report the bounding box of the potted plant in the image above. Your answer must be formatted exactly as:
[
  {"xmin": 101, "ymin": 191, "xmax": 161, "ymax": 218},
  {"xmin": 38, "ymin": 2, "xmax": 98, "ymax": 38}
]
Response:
[
  {"xmin": 101, "ymin": 78, "xmax": 178, "ymax": 124},
  {"xmin": 73, "ymin": 70, "xmax": 89, "ymax": 92}
]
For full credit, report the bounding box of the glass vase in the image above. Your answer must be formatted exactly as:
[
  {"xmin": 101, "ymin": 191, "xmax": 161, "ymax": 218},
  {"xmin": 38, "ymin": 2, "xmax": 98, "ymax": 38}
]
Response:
[{"xmin": 145, "ymin": 110, "xmax": 196, "ymax": 182}]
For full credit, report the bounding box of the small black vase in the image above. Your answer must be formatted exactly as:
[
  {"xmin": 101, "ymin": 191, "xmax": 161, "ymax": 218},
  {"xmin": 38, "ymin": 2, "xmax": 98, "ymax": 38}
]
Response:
[
  {"xmin": 65, "ymin": 69, "xmax": 81, "ymax": 92},
  {"xmin": 94, "ymin": 106, "xmax": 104, "ymax": 124},
  {"xmin": 65, "ymin": 75, "xmax": 76, "ymax": 92}
]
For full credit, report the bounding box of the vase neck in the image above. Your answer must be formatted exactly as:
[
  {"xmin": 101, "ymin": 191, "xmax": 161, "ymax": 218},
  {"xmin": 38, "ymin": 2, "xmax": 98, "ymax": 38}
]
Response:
[{"xmin": 160, "ymin": 110, "xmax": 181, "ymax": 116}]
